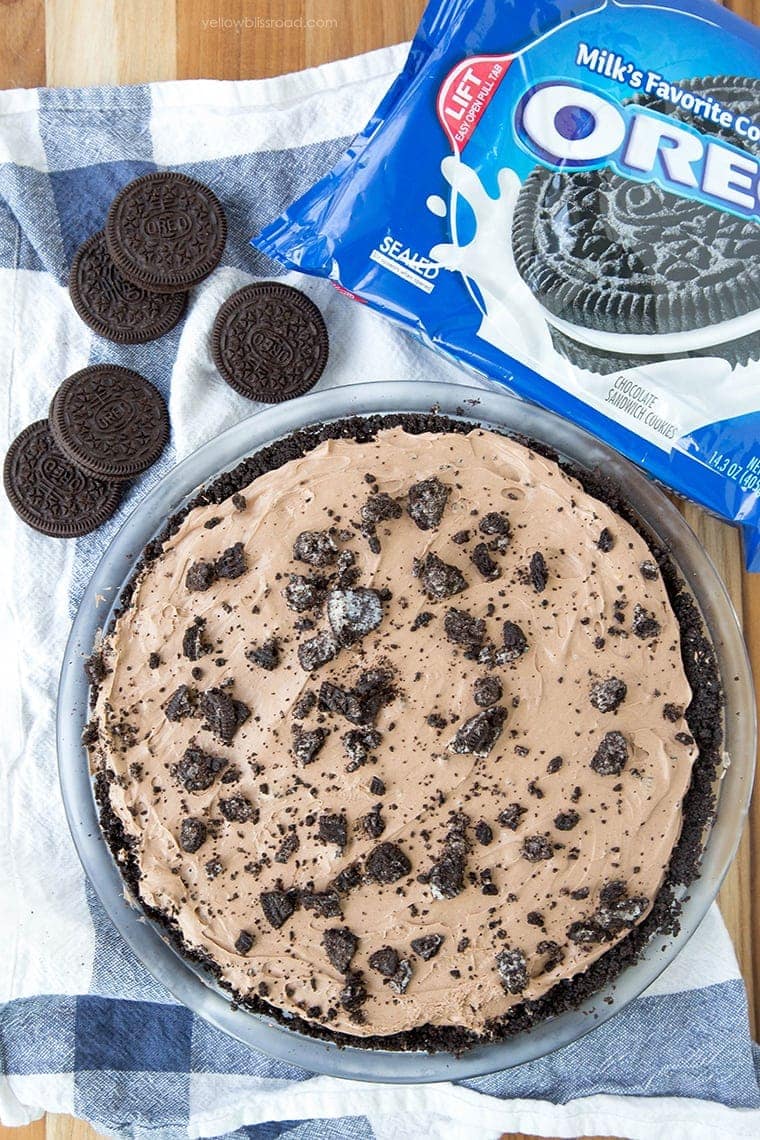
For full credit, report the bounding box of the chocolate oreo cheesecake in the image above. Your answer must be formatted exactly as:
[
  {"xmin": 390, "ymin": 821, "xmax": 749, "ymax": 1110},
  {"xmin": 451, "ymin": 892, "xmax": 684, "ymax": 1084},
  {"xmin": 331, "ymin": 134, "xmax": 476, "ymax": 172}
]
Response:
[{"xmin": 85, "ymin": 413, "xmax": 721, "ymax": 1052}]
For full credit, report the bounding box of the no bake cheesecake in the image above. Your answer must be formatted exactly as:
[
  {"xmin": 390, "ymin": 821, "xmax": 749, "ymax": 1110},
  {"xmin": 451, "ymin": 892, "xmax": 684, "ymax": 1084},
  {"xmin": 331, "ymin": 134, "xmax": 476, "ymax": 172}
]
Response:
[{"xmin": 85, "ymin": 413, "xmax": 721, "ymax": 1052}]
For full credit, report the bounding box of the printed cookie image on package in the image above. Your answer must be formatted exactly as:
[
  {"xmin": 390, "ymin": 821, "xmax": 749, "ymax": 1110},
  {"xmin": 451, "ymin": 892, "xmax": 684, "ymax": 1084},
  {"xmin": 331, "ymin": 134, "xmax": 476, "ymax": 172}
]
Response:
[{"xmin": 254, "ymin": 0, "xmax": 760, "ymax": 570}]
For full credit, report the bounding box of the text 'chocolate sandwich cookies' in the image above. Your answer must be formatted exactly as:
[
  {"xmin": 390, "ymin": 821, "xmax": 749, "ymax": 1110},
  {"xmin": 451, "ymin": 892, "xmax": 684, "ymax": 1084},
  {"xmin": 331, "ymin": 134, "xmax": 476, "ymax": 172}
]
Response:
[{"xmin": 86, "ymin": 423, "xmax": 709, "ymax": 1047}]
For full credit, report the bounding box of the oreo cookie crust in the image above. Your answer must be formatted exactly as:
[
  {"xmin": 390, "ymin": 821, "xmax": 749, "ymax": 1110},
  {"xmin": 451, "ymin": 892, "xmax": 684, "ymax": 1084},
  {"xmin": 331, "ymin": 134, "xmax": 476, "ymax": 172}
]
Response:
[
  {"xmin": 106, "ymin": 172, "xmax": 227, "ymax": 294},
  {"xmin": 512, "ymin": 76, "xmax": 760, "ymax": 371},
  {"xmin": 211, "ymin": 283, "xmax": 329, "ymax": 402},
  {"xmin": 69, "ymin": 232, "xmax": 188, "ymax": 344},
  {"xmin": 50, "ymin": 365, "xmax": 169, "ymax": 481},
  {"xmin": 4, "ymin": 420, "xmax": 121, "ymax": 537},
  {"xmin": 87, "ymin": 413, "xmax": 721, "ymax": 1054}
]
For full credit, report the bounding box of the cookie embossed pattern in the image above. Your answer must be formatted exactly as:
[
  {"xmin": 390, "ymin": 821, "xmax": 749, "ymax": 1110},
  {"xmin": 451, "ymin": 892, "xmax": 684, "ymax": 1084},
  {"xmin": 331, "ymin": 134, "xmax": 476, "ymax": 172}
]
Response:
[{"xmin": 254, "ymin": 0, "xmax": 760, "ymax": 570}]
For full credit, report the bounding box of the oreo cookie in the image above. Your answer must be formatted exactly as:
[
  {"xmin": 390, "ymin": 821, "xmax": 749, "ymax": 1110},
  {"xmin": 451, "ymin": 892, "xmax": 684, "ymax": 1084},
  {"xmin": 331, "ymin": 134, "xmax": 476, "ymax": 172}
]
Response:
[
  {"xmin": 512, "ymin": 76, "xmax": 760, "ymax": 374},
  {"xmin": 50, "ymin": 365, "xmax": 169, "ymax": 481},
  {"xmin": 211, "ymin": 282, "xmax": 329, "ymax": 402},
  {"xmin": 106, "ymin": 172, "xmax": 227, "ymax": 293},
  {"xmin": 3, "ymin": 420, "xmax": 121, "ymax": 537},
  {"xmin": 69, "ymin": 231, "xmax": 187, "ymax": 343}
]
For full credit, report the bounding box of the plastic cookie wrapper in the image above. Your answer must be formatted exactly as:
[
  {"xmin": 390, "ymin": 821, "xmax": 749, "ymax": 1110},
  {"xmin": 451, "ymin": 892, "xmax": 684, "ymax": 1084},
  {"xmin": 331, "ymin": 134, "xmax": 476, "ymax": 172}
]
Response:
[
  {"xmin": 253, "ymin": 0, "xmax": 760, "ymax": 570},
  {"xmin": 58, "ymin": 381, "xmax": 756, "ymax": 1081}
]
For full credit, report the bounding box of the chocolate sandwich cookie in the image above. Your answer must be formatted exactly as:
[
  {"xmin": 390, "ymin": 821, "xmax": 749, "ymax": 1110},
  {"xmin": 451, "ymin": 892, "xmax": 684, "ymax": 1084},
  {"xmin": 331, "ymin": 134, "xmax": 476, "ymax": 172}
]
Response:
[
  {"xmin": 106, "ymin": 172, "xmax": 227, "ymax": 294},
  {"xmin": 69, "ymin": 231, "xmax": 188, "ymax": 343},
  {"xmin": 512, "ymin": 76, "xmax": 760, "ymax": 375},
  {"xmin": 211, "ymin": 282, "xmax": 329, "ymax": 402},
  {"xmin": 50, "ymin": 364, "xmax": 169, "ymax": 481},
  {"xmin": 4, "ymin": 420, "xmax": 121, "ymax": 537}
]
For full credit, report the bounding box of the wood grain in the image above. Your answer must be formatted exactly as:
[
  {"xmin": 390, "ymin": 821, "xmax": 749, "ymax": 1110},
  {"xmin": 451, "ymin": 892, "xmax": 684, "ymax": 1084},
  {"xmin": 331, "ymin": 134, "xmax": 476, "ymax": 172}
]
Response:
[{"xmin": 1, "ymin": 2, "xmax": 758, "ymax": 1139}]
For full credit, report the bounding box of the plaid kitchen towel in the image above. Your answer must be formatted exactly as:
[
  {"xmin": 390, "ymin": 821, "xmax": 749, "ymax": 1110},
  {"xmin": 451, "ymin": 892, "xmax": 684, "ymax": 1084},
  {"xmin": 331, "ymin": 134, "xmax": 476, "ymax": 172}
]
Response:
[{"xmin": 1, "ymin": 41, "xmax": 759, "ymax": 1140}]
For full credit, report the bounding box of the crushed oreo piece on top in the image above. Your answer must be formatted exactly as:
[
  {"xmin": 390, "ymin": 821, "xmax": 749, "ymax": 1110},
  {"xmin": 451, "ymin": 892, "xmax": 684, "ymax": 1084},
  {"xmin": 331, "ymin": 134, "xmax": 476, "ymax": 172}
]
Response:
[
  {"xmin": 200, "ymin": 687, "xmax": 250, "ymax": 743},
  {"xmin": 590, "ymin": 676, "xmax": 627, "ymax": 713},
  {"xmin": 443, "ymin": 607, "xmax": 485, "ymax": 648},
  {"xmin": 319, "ymin": 669, "xmax": 394, "ymax": 727},
  {"xmin": 369, "ymin": 946, "xmax": 400, "ymax": 977},
  {"xmin": 419, "ymin": 552, "xmax": 467, "ymax": 600},
  {"xmin": 500, "ymin": 620, "xmax": 528, "ymax": 662},
  {"xmin": 369, "ymin": 775, "xmax": 386, "ymax": 796},
  {"xmin": 470, "ymin": 542, "xmax": 500, "ymax": 581},
  {"xmin": 632, "ymin": 603, "xmax": 662, "ymax": 640},
  {"xmin": 293, "ymin": 726, "xmax": 330, "ymax": 765},
  {"xmin": 293, "ymin": 690, "xmax": 317, "ymax": 720},
  {"xmin": 331, "ymin": 862, "xmax": 362, "ymax": 895},
  {"xmin": 596, "ymin": 527, "xmax": 615, "ymax": 552},
  {"xmin": 554, "ymin": 809, "xmax": 580, "ymax": 831},
  {"xmin": 473, "ymin": 676, "xmax": 502, "ymax": 709},
  {"xmin": 495, "ymin": 947, "xmax": 528, "ymax": 994},
  {"xmin": 479, "ymin": 510, "xmax": 511, "ymax": 536},
  {"xmin": 274, "ymin": 832, "xmax": 300, "ymax": 864},
  {"xmin": 362, "ymin": 805, "xmax": 385, "ymax": 839},
  {"xmin": 147, "ymin": 652, "xmax": 161, "ymax": 670},
  {"xmin": 219, "ymin": 794, "xmax": 255, "ymax": 823},
  {"xmin": 521, "ymin": 834, "xmax": 554, "ymax": 862},
  {"xmin": 165, "ymin": 684, "xmax": 198, "ymax": 722},
  {"xmin": 411, "ymin": 932, "xmax": 444, "ymax": 960},
  {"xmin": 318, "ymin": 812, "xmax": 348, "ymax": 851},
  {"xmin": 449, "ymin": 706, "xmax": 507, "ymax": 758},
  {"xmin": 474, "ymin": 820, "xmax": 494, "ymax": 845},
  {"xmin": 389, "ymin": 959, "xmax": 412, "ymax": 994},
  {"xmin": 429, "ymin": 848, "xmax": 466, "ymax": 899},
  {"xmin": 498, "ymin": 802, "xmax": 527, "ymax": 830},
  {"xmin": 407, "ymin": 476, "xmax": 450, "ymax": 530},
  {"xmin": 298, "ymin": 630, "xmax": 338, "ymax": 673},
  {"xmin": 361, "ymin": 492, "xmax": 402, "ymax": 524},
  {"xmin": 185, "ymin": 560, "xmax": 217, "ymax": 592},
  {"xmin": 529, "ymin": 551, "xmax": 549, "ymax": 592},
  {"xmin": 365, "ymin": 841, "xmax": 411, "ymax": 883},
  {"xmin": 179, "ymin": 817, "xmax": 207, "ymax": 853},
  {"xmin": 175, "ymin": 745, "xmax": 226, "ymax": 792},
  {"xmin": 260, "ymin": 888, "xmax": 298, "ymax": 929},
  {"xmin": 326, "ymin": 587, "xmax": 384, "ymax": 646},
  {"xmin": 182, "ymin": 616, "xmax": 211, "ymax": 661},
  {"xmin": 293, "ymin": 529, "xmax": 338, "ymax": 567},
  {"xmin": 663, "ymin": 702, "xmax": 683, "ymax": 722},
  {"xmin": 231, "ymin": 492, "xmax": 246, "ymax": 510},
  {"xmin": 301, "ymin": 889, "xmax": 342, "ymax": 918},
  {"xmin": 591, "ymin": 730, "xmax": 629, "ymax": 776},
  {"xmin": 342, "ymin": 727, "xmax": 382, "ymax": 770},
  {"xmin": 215, "ymin": 542, "xmax": 247, "ymax": 579},
  {"xmin": 246, "ymin": 638, "xmax": 280, "ymax": 671},
  {"xmin": 339, "ymin": 971, "xmax": 368, "ymax": 1010},
  {"xmin": 234, "ymin": 930, "xmax": 254, "ymax": 955},
  {"xmin": 284, "ymin": 573, "xmax": 325, "ymax": 613},
  {"xmin": 567, "ymin": 919, "xmax": 607, "ymax": 946},
  {"xmin": 640, "ymin": 559, "xmax": 659, "ymax": 580},
  {"xmin": 323, "ymin": 926, "xmax": 358, "ymax": 973}
]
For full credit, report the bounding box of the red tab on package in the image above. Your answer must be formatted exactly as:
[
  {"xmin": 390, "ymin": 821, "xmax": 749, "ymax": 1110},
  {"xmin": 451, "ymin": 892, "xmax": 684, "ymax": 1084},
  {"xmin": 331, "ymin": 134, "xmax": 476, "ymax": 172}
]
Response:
[{"xmin": 436, "ymin": 55, "xmax": 512, "ymax": 152}]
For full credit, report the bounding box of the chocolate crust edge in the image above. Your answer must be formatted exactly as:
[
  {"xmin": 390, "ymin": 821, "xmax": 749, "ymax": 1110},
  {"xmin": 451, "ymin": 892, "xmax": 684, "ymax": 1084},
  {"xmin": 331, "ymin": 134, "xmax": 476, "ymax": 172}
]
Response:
[{"xmin": 87, "ymin": 410, "xmax": 723, "ymax": 1056}]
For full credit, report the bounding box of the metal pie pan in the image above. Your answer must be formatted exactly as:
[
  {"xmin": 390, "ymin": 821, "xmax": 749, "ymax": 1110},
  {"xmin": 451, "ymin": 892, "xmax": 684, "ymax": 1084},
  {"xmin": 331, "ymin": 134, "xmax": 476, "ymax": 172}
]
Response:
[{"xmin": 57, "ymin": 380, "xmax": 756, "ymax": 1082}]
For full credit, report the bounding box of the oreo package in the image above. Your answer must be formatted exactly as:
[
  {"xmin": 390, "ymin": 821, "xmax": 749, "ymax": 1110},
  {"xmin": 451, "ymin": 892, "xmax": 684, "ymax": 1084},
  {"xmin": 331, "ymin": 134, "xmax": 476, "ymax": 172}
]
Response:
[{"xmin": 254, "ymin": 0, "xmax": 760, "ymax": 570}]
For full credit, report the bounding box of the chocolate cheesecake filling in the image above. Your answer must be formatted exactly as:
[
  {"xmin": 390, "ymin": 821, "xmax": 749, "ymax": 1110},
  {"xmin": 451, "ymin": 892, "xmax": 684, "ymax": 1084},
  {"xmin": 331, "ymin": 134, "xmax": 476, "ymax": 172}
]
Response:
[{"xmin": 88, "ymin": 426, "xmax": 701, "ymax": 1039}]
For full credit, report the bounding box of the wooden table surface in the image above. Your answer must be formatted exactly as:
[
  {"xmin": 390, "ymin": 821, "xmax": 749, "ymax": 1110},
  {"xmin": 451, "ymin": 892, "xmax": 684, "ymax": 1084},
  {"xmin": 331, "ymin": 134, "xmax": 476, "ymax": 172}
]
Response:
[{"xmin": 1, "ymin": 2, "xmax": 759, "ymax": 1138}]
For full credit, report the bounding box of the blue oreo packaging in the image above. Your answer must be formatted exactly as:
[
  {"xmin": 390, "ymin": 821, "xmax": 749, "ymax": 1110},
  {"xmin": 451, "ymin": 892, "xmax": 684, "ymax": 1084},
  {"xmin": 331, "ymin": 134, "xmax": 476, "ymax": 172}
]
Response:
[{"xmin": 254, "ymin": 0, "xmax": 760, "ymax": 570}]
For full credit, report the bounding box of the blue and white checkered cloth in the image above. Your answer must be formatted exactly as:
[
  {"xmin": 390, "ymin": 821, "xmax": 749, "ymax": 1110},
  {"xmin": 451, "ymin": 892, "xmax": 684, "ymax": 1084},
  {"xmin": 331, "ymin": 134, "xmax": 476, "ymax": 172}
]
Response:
[{"xmin": 1, "ymin": 42, "xmax": 760, "ymax": 1140}]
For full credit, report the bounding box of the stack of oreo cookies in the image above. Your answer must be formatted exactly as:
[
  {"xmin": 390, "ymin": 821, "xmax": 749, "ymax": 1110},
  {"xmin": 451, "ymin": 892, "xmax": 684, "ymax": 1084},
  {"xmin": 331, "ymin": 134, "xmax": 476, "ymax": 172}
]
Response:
[
  {"xmin": 70, "ymin": 171, "xmax": 227, "ymax": 344},
  {"xmin": 4, "ymin": 365, "xmax": 170, "ymax": 537},
  {"xmin": 4, "ymin": 172, "xmax": 228, "ymax": 538}
]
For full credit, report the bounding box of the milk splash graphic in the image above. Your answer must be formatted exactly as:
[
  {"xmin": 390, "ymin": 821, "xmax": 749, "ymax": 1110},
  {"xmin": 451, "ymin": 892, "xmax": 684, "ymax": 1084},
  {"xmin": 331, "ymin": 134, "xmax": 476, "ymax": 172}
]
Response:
[{"xmin": 427, "ymin": 155, "xmax": 759, "ymax": 452}]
